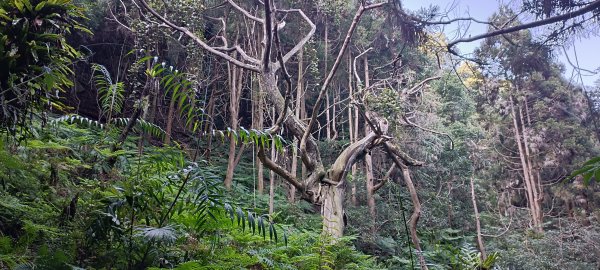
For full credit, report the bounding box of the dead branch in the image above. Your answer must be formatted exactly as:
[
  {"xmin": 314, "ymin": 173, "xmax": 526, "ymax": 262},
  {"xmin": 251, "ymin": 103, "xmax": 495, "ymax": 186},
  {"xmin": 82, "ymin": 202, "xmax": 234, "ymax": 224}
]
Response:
[
  {"xmin": 402, "ymin": 115, "xmax": 454, "ymax": 150},
  {"xmin": 257, "ymin": 145, "xmax": 303, "ymax": 190},
  {"xmin": 384, "ymin": 142, "xmax": 424, "ymax": 166},
  {"xmin": 227, "ymin": 0, "xmax": 264, "ymax": 24},
  {"xmin": 300, "ymin": 2, "xmax": 386, "ymax": 165},
  {"xmin": 267, "ymin": 15, "xmax": 294, "ymax": 134},
  {"xmin": 373, "ymin": 163, "xmax": 396, "ymax": 192},
  {"xmin": 276, "ymin": 9, "xmax": 317, "ymax": 65},
  {"xmin": 137, "ymin": 0, "xmax": 261, "ymax": 72},
  {"xmin": 447, "ymin": 0, "xmax": 600, "ymax": 48}
]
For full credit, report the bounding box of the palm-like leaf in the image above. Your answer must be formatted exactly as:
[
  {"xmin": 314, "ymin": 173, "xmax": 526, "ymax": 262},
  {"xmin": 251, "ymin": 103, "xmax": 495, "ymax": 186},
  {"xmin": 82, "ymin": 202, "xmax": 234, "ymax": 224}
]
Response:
[
  {"xmin": 92, "ymin": 64, "xmax": 125, "ymax": 122},
  {"xmin": 135, "ymin": 225, "xmax": 177, "ymax": 244}
]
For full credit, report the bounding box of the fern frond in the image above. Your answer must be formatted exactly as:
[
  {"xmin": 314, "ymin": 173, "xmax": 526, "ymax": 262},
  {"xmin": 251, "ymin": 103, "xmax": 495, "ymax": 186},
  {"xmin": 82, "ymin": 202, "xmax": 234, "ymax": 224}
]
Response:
[
  {"xmin": 112, "ymin": 117, "xmax": 166, "ymax": 140},
  {"xmin": 135, "ymin": 225, "xmax": 177, "ymax": 244},
  {"xmin": 92, "ymin": 64, "xmax": 125, "ymax": 121},
  {"xmin": 51, "ymin": 115, "xmax": 104, "ymax": 129}
]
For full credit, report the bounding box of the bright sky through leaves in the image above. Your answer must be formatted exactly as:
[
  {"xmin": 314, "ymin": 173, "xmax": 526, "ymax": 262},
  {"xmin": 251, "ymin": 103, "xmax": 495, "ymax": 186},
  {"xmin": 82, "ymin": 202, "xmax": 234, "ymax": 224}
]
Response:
[{"xmin": 404, "ymin": 0, "xmax": 600, "ymax": 87}]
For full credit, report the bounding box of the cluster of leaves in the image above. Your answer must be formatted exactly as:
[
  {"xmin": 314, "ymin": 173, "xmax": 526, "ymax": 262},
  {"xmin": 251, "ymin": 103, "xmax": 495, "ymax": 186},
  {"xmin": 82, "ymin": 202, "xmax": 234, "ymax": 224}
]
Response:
[
  {"xmin": 569, "ymin": 156, "xmax": 600, "ymax": 185},
  {"xmin": 0, "ymin": 0, "xmax": 90, "ymax": 135},
  {"xmin": 0, "ymin": 117, "xmax": 386, "ymax": 269}
]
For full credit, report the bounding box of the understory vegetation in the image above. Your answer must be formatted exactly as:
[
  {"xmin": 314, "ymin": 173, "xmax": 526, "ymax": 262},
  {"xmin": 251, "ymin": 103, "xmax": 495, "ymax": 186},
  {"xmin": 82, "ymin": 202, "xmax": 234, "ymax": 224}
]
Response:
[{"xmin": 2, "ymin": 0, "xmax": 600, "ymax": 269}]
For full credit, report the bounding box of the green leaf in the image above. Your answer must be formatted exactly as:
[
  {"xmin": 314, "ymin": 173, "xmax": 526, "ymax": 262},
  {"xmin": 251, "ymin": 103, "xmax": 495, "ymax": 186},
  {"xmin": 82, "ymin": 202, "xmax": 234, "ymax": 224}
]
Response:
[
  {"xmin": 583, "ymin": 156, "xmax": 600, "ymax": 166},
  {"xmin": 248, "ymin": 212, "xmax": 255, "ymax": 235},
  {"xmin": 34, "ymin": 1, "xmax": 45, "ymax": 11},
  {"xmin": 14, "ymin": 0, "xmax": 25, "ymax": 13}
]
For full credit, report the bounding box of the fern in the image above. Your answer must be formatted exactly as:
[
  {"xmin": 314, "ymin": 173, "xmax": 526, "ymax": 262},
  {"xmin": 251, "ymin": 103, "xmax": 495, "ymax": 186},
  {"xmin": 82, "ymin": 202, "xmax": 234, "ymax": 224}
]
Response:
[
  {"xmin": 92, "ymin": 64, "xmax": 125, "ymax": 123},
  {"xmin": 135, "ymin": 225, "xmax": 177, "ymax": 245},
  {"xmin": 51, "ymin": 115, "xmax": 166, "ymax": 140}
]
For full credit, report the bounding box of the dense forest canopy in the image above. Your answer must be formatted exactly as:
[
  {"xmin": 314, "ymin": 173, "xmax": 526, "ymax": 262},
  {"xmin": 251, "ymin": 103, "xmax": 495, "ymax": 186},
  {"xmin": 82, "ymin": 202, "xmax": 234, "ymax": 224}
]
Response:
[{"xmin": 1, "ymin": 0, "xmax": 600, "ymax": 269}]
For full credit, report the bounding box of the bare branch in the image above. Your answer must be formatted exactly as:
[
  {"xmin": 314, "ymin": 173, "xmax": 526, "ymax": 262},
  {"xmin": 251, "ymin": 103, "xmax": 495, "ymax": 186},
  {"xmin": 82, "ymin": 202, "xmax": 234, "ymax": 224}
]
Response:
[
  {"xmin": 214, "ymin": 45, "xmax": 261, "ymax": 65},
  {"xmin": 328, "ymin": 131, "xmax": 387, "ymax": 184},
  {"xmin": 384, "ymin": 142, "xmax": 424, "ymax": 166},
  {"xmin": 353, "ymin": 48, "xmax": 373, "ymax": 89},
  {"xmin": 257, "ymin": 145, "xmax": 303, "ymax": 190},
  {"xmin": 447, "ymin": 0, "xmax": 600, "ymax": 48},
  {"xmin": 300, "ymin": 2, "xmax": 386, "ymax": 163},
  {"xmin": 277, "ymin": 9, "xmax": 317, "ymax": 65},
  {"xmin": 406, "ymin": 75, "xmax": 441, "ymax": 95},
  {"xmin": 226, "ymin": 0, "xmax": 264, "ymax": 24},
  {"xmin": 402, "ymin": 115, "xmax": 454, "ymax": 150},
  {"xmin": 266, "ymin": 17, "xmax": 294, "ymax": 134},
  {"xmin": 373, "ymin": 163, "xmax": 396, "ymax": 192},
  {"xmin": 137, "ymin": 0, "xmax": 260, "ymax": 72}
]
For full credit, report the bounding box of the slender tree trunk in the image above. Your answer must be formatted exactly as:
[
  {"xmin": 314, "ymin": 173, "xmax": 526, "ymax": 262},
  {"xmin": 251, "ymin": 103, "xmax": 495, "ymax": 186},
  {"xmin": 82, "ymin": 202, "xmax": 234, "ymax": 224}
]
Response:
[
  {"xmin": 324, "ymin": 20, "xmax": 331, "ymax": 140},
  {"xmin": 269, "ymin": 115, "xmax": 276, "ymax": 214},
  {"xmin": 509, "ymin": 94, "xmax": 541, "ymax": 231},
  {"xmin": 398, "ymin": 162, "xmax": 428, "ymax": 270},
  {"xmin": 164, "ymin": 94, "xmax": 176, "ymax": 145},
  {"xmin": 518, "ymin": 102, "xmax": 542, "ymax": 229},
  {"xmin": 470, "ymin": 174, "xmax": 487, "ymax": 261},
  {"xmin": 288, "ymin": 48, "xmax": 306, "ymax": 202},
  {"xmin": 331, "ymin": 85, "xmax": 338, "ymax": 140},
  {"xmin": 253, "ymin": 74, "xmax": 265, "ymax": 194},
  {"xmin": 447, "ymin": 179, "xmax": 454, "ymax": 227},
  {"xmin": 225, "ymin": 63, "xmax": 243, "ymax": 190},
  {"xmin": 289, "ymin": 140, "xmax": 298, "ymax": 203},
  {"xmin": 363, "ymin": 56, "xmax": 376, "ymax": 231},
  {"xmin": 203, "ymin": 87, "xmax": 216, "ymax": 161},
  {"xmin": 347, "ymin": 51, "xmax": 358, "ymax": 206}
]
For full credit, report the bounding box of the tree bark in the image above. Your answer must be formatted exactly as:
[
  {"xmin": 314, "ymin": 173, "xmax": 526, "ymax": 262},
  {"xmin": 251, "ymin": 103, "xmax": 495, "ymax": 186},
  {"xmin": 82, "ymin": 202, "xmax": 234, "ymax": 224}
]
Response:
[
  {"xmin": 363, "ymin": 56, "xmax": 376, "ymax": 231},
  {"xmin": 225, "ymin": 62, "xmax": 243, "ymax": 190},
  {"xmin": 254, "ymin": 74, "xmax": 265, "ymax": 194},
  {"xmin": 269, "ymin": 120, "xmax": 276, "ymax": 214},
  {"xmin": 509, "ymin": 94, "xmax": 542, "ymax": 232},
  {"xmin": 347, "ymin": 51, "xmax": 358, "ymax": 206},
  {"xmin": 470, "ymin": 174, "xmax": 487, "ymax": 261},
  {"xmin": 386, "ymin": 146, "xmax": 428, "ymax": 270},
  {"xmin": 321, "ymin": 182, "xmax": 346, "ymax": 238},
  {"xmin": 164, "ymin": 93, "xmax": 176, "ymax": 145}
]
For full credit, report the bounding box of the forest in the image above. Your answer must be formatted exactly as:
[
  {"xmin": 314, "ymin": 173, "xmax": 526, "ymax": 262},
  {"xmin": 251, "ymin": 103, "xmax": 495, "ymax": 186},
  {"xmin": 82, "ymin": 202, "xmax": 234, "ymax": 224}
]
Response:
[{"xmin": 1, "ymin": 0, "xmax": 600, "ymax": 269}]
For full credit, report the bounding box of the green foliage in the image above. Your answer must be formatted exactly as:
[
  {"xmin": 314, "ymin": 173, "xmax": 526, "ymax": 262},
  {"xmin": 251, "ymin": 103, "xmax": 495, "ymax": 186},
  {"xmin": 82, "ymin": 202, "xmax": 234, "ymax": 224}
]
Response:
[
  {"xmin": 569, "ymin": 156, "xmax": 600, "ymax": 185},
  {"xmin": 0, "ymin": 0, "xmax": 90, "ymax": 135},
  {"xmin": 92, "ymin": 63, "xmax": 125, "ymax": 122}
]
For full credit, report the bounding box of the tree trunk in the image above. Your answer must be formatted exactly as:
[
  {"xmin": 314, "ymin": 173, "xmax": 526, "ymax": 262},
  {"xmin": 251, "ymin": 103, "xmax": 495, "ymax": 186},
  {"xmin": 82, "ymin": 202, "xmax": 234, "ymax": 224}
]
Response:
[
  {"xmin": 363, "ymin": 56, "xmax": 376, "ymax": 231},
  {"xmin": 324, "ymin": 20, "xmax": 331, "ymax": 140},
  {"xmin": 399, "ymin": 163, "xmax": 428, "ymax": 270},
  {"xmin": 347, "ymin": 51, "xmax": 358, "ymax": 206},
  {"xmin": 509, "ymin": 94, "xmax": 541, "ymax": 232},
  {"xmin": 202, "ymin": 85, "xmax": 216, "ymax": 161},
  {"xmin": 385, "ymin": 147, "xmax": 428, "ymax": 270},
  {"xmin": 225, "ymin": 63, "xmax": 243, "ymax": 190},
  {"xmin": 253, "ymin": 73, "xmax": 265, "ymax": 194},
  {"xmin": 289, "ymin": 140, "xmax": 298, "ymax": 203},
  {"xmin": 321, "ymin": 182, "xmax": 346, "ymax": 238},
  {"xmin": 519, "ymin": 102, "xmax": 543, "ymax": 228},
  {"xmin": 470, "ymin": 174, "xmax": 487, "ymax": 261},
  {"xmin": 164, "ymin": 94, "xmax": 176, "ymax": 145},
  {"xmin": 269, "ymin": 127, "xmax": 276, "ymax": 214},
  {"xmin": 332, "ymin": 85, "xmax": 338, "ymax": 140}
]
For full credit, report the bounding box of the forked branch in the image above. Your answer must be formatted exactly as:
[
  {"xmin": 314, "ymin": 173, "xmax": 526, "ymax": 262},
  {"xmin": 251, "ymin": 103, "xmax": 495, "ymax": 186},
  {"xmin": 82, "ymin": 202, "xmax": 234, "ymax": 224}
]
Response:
[
  {"xmin": 300, "ymin": 2, "xmax": 386, "ymax": 165},
  {"xmin": 137, "ymin": 0, "xmax": 260, "ymax": 72}
]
